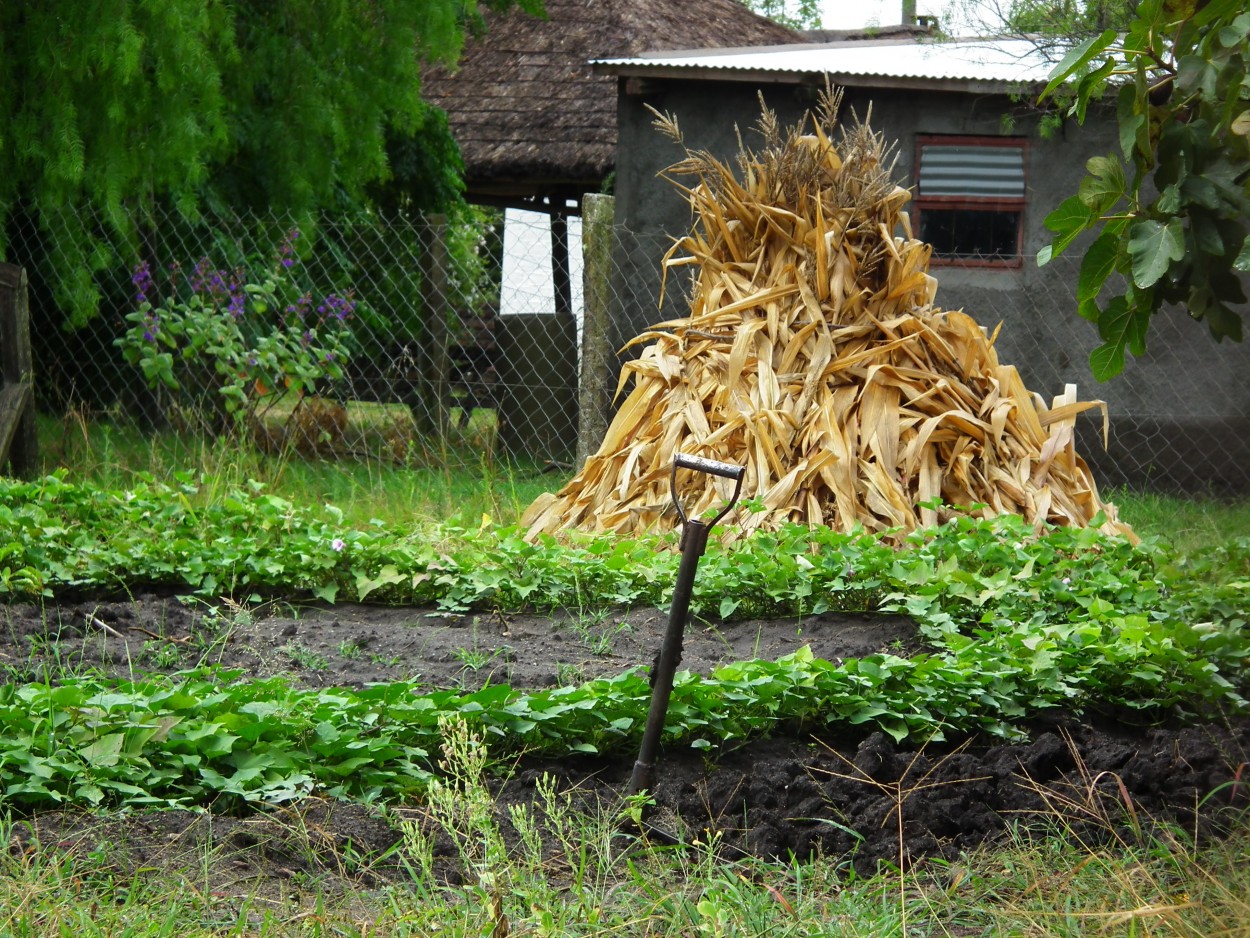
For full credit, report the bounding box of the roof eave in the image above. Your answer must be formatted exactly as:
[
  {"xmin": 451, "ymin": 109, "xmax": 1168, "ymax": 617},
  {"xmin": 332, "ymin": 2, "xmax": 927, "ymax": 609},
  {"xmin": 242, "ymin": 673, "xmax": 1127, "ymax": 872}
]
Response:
[{"xmin": 596, "ymin": 62, "xmax": 1047, "ymax": 96}]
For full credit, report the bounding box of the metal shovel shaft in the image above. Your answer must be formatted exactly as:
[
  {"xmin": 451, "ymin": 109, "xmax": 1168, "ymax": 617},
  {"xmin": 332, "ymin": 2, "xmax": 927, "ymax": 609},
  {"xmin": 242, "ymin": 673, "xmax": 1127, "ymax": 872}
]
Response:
[
  {"xmin": 627, "ymin": 453, "xmax": 743, "ymax": 797},
  {"xmin": 627, "ymin": 518, "xmax": 711, "ymax": 796}
]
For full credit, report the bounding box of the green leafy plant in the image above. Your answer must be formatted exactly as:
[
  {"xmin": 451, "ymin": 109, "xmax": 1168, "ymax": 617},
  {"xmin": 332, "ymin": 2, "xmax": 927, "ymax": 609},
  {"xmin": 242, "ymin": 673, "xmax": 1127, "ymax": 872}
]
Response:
[
  {"xmin": 1037, "ymin": 0, "xmax": 1250, "ymax": 379},
  {"xmin": 1, "ymin": 583, "xmax": 1246, "ymax": 813},
  {"xmin": 117, "ymin": 229, "xmax": 357, "ymax": 430},
  {"xmin": 1, "ymin": 474, "xmax": 1248, "ymax": 814}
]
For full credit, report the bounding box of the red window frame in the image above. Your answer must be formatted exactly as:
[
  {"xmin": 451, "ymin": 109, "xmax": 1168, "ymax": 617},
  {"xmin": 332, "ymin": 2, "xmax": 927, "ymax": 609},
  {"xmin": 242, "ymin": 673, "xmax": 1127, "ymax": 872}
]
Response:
[{"xmin": 913, "ymin": 134, "xmax": 1028, "ymax": 269}]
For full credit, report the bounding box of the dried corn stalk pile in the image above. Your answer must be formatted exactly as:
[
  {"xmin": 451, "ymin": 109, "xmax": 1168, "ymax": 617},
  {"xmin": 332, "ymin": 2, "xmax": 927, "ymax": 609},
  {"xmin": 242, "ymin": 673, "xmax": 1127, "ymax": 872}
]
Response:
[{"xmin": 524, "ymin": 93, "xmax": 1132, "ymax": 544}]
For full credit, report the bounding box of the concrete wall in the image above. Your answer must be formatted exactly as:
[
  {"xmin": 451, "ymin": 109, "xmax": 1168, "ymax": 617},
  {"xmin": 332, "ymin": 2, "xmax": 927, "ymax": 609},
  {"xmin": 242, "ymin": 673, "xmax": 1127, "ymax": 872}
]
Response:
[{"xmin": 609, "ymin": 78, "xmax": 1250, "ymax": 492}]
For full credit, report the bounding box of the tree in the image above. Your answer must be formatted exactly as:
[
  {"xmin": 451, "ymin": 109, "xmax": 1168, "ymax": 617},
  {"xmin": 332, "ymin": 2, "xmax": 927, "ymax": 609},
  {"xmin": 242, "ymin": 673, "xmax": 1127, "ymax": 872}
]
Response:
[
  {"xmin": 0, "ymin": 0, "xmax": 539, "ymax": 328},
  {"xmin": 737, "ymin": 0, "xmax": 822, "ymax": 30},
  {"xmin": 1037, "ymin": 0, "xmax": 1250, "ymax": 379},
  {"xmin": 941, "ymin": 0, "xmax": 1134, "ymax": 38}
]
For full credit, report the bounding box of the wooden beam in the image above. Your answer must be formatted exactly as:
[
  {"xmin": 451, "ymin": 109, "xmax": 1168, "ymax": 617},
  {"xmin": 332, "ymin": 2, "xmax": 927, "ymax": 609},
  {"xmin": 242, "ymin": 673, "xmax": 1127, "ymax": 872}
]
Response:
[{"xmin": 0, "ymin": 262, "xmax": 38, "ymax": 477}]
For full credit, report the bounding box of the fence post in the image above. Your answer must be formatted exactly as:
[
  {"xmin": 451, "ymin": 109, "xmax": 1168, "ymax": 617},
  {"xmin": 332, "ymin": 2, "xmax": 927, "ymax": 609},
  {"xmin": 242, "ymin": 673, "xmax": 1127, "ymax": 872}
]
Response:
[
  {"xmin": 578, "ymin": 194, "xmax": 615, "ymax": 467},
  {"xmin": 417, "ymin": 214, "xmax": 451, "ymax": 438},
  {"xmin": 0, "ymin": 262, "xmax": 38, "ymax": 477}
]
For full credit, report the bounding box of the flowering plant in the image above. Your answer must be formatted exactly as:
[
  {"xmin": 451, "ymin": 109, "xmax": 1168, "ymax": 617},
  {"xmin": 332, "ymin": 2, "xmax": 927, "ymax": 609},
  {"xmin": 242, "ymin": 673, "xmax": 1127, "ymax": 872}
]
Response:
[{"xmin": 118, "ymin": 230, "xmax": 356, "ymax": 428}]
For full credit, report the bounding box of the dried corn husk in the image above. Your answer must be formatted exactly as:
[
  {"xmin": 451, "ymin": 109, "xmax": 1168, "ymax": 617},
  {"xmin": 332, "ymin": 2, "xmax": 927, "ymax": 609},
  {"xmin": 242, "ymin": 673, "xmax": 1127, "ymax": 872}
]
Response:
[{"xmin": 523, "ymin": 90, "xmax": 1133, "ymax": 545}]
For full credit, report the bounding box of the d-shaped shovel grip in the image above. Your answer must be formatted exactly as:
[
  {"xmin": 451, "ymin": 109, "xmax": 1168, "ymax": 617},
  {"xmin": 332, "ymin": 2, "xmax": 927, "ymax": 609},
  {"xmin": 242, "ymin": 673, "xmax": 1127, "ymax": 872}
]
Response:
[{"xmin": 670, "ymin": 453, "xmax": 745, "ymax": 528}]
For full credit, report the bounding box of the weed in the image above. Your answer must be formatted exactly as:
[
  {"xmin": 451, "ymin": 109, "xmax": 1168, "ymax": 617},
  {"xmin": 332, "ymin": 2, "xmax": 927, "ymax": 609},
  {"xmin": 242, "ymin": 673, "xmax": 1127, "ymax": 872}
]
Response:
[
  {"xmin": 141, "ymin": 640, "xmax": 184, "ymax": 670},
  {"xmin": 451, "ymin": 618, "xmax": 511, "ymax": 683},
  {"xmin": 810, "ymin": 738, "xmax": 992, "ymax": 936},
  {"xmin": 571, "ymin": 612, "xmax": 633, "ymax": 657},
  {"xmin": 284, "ymin": 643, "xmax": 329, "ymax": 671},
  {"xmin": 556, "ymin": 661, "xmax": 586, "ymax": 685}
]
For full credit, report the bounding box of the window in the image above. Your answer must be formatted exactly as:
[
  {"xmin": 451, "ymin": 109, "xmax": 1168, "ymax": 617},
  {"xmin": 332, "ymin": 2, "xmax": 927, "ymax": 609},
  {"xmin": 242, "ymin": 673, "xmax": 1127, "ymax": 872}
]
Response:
[{"xmin": 914, "ymin": 136, "xmax": 1027, "ymax": 267}]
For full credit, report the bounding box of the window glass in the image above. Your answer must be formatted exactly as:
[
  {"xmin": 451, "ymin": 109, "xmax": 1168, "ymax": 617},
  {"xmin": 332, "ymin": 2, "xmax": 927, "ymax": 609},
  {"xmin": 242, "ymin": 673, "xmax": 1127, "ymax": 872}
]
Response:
[{"xmin": 918, "ymin": 208, "xmax": 1021, "ymax": 259}]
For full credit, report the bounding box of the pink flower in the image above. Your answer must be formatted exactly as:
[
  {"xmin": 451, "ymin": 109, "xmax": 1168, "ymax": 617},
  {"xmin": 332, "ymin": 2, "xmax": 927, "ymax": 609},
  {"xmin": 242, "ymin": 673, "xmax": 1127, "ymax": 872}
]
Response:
[{"xmin": 331, "ymin": 538, "xmax": 345, "ymax": 552}]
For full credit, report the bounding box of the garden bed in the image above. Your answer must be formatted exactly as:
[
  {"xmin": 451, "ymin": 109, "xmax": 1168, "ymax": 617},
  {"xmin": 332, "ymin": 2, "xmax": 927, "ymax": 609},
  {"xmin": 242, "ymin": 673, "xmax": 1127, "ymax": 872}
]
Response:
[{"xmin": 3, "ymin": 591, "xmax": 1246, "ymax": 919}]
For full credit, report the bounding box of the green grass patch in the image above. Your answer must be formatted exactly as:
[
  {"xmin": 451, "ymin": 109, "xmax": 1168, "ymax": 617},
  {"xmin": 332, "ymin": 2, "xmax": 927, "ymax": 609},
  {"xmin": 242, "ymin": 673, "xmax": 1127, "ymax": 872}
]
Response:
[
  {"xmin": 1110, "ymin": 487, "xmax": 1250, "ymax": 555},
  {"xmin": 37, "ymin": 413, "xmax": 556, "ymax": 529}
]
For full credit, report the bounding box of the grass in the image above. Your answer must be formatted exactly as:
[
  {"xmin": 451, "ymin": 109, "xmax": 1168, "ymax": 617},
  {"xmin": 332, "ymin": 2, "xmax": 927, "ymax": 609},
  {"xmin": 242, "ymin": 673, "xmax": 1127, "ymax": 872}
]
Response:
[
  {"xmin": 39, "ymin": 410, "xmax": 559, "ymax": 529},
  {"xmin": 1108, "ymin": 487, "xmax": 1250, "ymax": 555},
  {"xmin": 36, "ymin": 413, "xmax": 1250, "ymax": 550}
]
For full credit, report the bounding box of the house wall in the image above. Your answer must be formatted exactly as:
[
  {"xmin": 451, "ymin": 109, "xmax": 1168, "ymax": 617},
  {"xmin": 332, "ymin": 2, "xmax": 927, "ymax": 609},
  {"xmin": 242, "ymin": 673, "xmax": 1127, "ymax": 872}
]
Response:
[{"xmin": 609, "ymin": 77, "xmax": 1250, "ymax": 492}]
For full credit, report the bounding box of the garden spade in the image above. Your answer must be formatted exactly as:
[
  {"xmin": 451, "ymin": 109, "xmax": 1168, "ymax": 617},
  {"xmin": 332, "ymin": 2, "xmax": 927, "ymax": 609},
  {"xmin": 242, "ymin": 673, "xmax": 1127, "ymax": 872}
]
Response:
[{"xmin": 627, "ymin": 453, "xmax": 744, "ymax": 797}]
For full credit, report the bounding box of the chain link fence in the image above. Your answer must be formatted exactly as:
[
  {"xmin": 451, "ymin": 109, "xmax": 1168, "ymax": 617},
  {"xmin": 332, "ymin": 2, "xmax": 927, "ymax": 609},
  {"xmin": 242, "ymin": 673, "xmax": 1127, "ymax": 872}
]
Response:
[{"xmin": 5, "ymin": 201, "xmax": 1248, "ymax": 493}]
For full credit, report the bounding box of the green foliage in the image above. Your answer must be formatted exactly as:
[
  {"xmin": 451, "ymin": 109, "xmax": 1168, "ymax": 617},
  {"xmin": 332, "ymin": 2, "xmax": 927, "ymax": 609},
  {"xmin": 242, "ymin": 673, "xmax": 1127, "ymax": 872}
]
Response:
[
  {"xmin": 0, "ymin": 0, "xmax": 540, "ymax": 328},
  {"xmin": 1002, "ymin": 0, "xmax": 1134, "ymax": 35},
  {"xmin": 116, "ymin": 230, "xmax": 356, "ymax": 428},
  {"xmin": 0, "ymin": 564, "xmax": 1246, "ymax": 810},
  {"xmin": 1038, "ymin": 0, "xmax": 1250, "ymax": 379},
  {"xmin": 736, "ymin": 0, "xmax": 821, "ymax": 30},
  {"xmin": 1, "ymin": 475, "xmax": 1248, "ymax": 812}
]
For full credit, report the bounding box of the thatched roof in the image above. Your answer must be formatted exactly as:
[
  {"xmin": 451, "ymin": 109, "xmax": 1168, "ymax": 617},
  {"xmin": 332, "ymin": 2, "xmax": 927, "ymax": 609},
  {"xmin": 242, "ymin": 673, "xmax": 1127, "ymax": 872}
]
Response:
[{"xmin": 421, "ymin": 0, "xmax": 802, "ymax": 207}]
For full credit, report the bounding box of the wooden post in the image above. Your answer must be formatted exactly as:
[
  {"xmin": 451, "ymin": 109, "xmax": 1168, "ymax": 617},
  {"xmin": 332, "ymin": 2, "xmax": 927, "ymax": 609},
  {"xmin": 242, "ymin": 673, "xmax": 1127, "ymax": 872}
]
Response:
[
  {"xmin": 0, "ymin": 262, "xmax": 38, "ymax": 477},
  {"xmin": 550, "ymin": 209, "xmax": 580, "ymax": 444},
  {"xmin": 416, "ymin": 214, "xmax": 451, "ymax": 438},
  {"xmin": 578, "ymin": 194, "xmax": 615, "ymax": 467},
  {"xmin": 551, "ymin": 211, "xmax": 573, "ymax": 325}
]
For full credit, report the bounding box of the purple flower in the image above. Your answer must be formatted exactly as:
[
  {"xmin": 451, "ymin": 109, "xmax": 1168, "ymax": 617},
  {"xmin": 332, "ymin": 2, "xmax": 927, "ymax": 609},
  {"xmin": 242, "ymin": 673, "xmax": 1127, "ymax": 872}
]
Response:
[
  {"xmin": 227, "ymin": 280, "xmax": 245, "ymax": 319},
  {"xmin": 191, "ymin": 257, "xmax": 212, "ymax": 294},
  {"xmin": 276, "ymin": 228, "xmax": 301, "ymax": 269},
  {"xmin": 142, "ymin": 329, "xmax": 155, "ymax": 342},
  {"xmin": 322, "ymin": 293, "xmax": 356, "ymax": 321},
  {"xmin": 131, "ymin": 261, "xmax": 154, "ymax": 304},
  {"xmin": 206, "ymin": 269, "xmax": 228, "ymax": 299},
  {"xmin": 288, "ymin": 292, "xmax": 312, "ymax": 322},
  {"xmin": 331, "ymin": 538, "xmax": 345, "ymax": 552}
]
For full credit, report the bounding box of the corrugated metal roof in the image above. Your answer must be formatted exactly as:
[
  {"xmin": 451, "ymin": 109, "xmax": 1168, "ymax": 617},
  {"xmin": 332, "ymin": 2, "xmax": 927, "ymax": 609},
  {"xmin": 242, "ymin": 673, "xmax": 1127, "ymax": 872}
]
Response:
[{"xmin": 593, "ymin": 37, "xmax": 1063, "ymax": 88}]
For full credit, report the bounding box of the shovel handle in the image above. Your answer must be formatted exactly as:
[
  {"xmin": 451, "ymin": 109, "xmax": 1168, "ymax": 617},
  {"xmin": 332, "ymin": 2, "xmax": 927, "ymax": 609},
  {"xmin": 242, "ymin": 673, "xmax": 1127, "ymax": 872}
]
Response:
[
  {"xmin": 673, "ymin": 453, "xmax": 746, "ymax": 482},
  {"xmin": 670, "ymin": 452, "xmax": 745, "ymax": 527}
]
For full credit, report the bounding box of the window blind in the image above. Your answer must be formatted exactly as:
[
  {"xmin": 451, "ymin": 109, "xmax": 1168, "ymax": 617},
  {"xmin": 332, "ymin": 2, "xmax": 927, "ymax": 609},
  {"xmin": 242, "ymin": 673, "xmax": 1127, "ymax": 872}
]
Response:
[{"xmin": 918, "ymin": 144, "xmax": 1025, "ymax": 198}]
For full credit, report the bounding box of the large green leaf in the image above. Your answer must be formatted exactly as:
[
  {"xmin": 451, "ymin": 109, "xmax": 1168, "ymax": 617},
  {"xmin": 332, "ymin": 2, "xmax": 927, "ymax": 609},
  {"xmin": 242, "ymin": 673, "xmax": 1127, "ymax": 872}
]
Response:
[
  {"xmin": 1089, "ymin": 295, "xmax": 1150, "ymax": 381},
  {"xmin": 1042, "ymin": 194, "xmax": 1098, "ymax": 260},
  {"xmin": 1041, "ymin": 29, "xmax": 1118, "ymax": 103},
  {"xmin": 1073, "ymin": 58, "xmax": 1117, "ymax": 123},
  {"xmin": 1078, "ymin": 155, "xmax": 1127, "ymax": 213},
  {"xmin": 1177, "ymin": 53, "xmax": 1219, "ymax": 96},
  {"xmin": 1115, "ymin": 85, "xmax": 1147, "ymax": 165},
  {"xmin": 1126, "ymin": 218, "xmax": 1185, "ymax": 287},
  {"xmin": 1076, "ymin": 225, "xmax": 1124, "ymax": 310},
  {"xmin": 1234, "ymin": 234, "xmax": 1250, "ymax": 272}
]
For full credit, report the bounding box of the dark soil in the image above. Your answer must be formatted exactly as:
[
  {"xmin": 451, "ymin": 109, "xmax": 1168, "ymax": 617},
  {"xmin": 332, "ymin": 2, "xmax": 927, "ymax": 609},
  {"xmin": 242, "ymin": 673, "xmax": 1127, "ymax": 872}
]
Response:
[{"xmin": 3, "ymin": 592, "xmax": 1247, "ymax": 911}]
